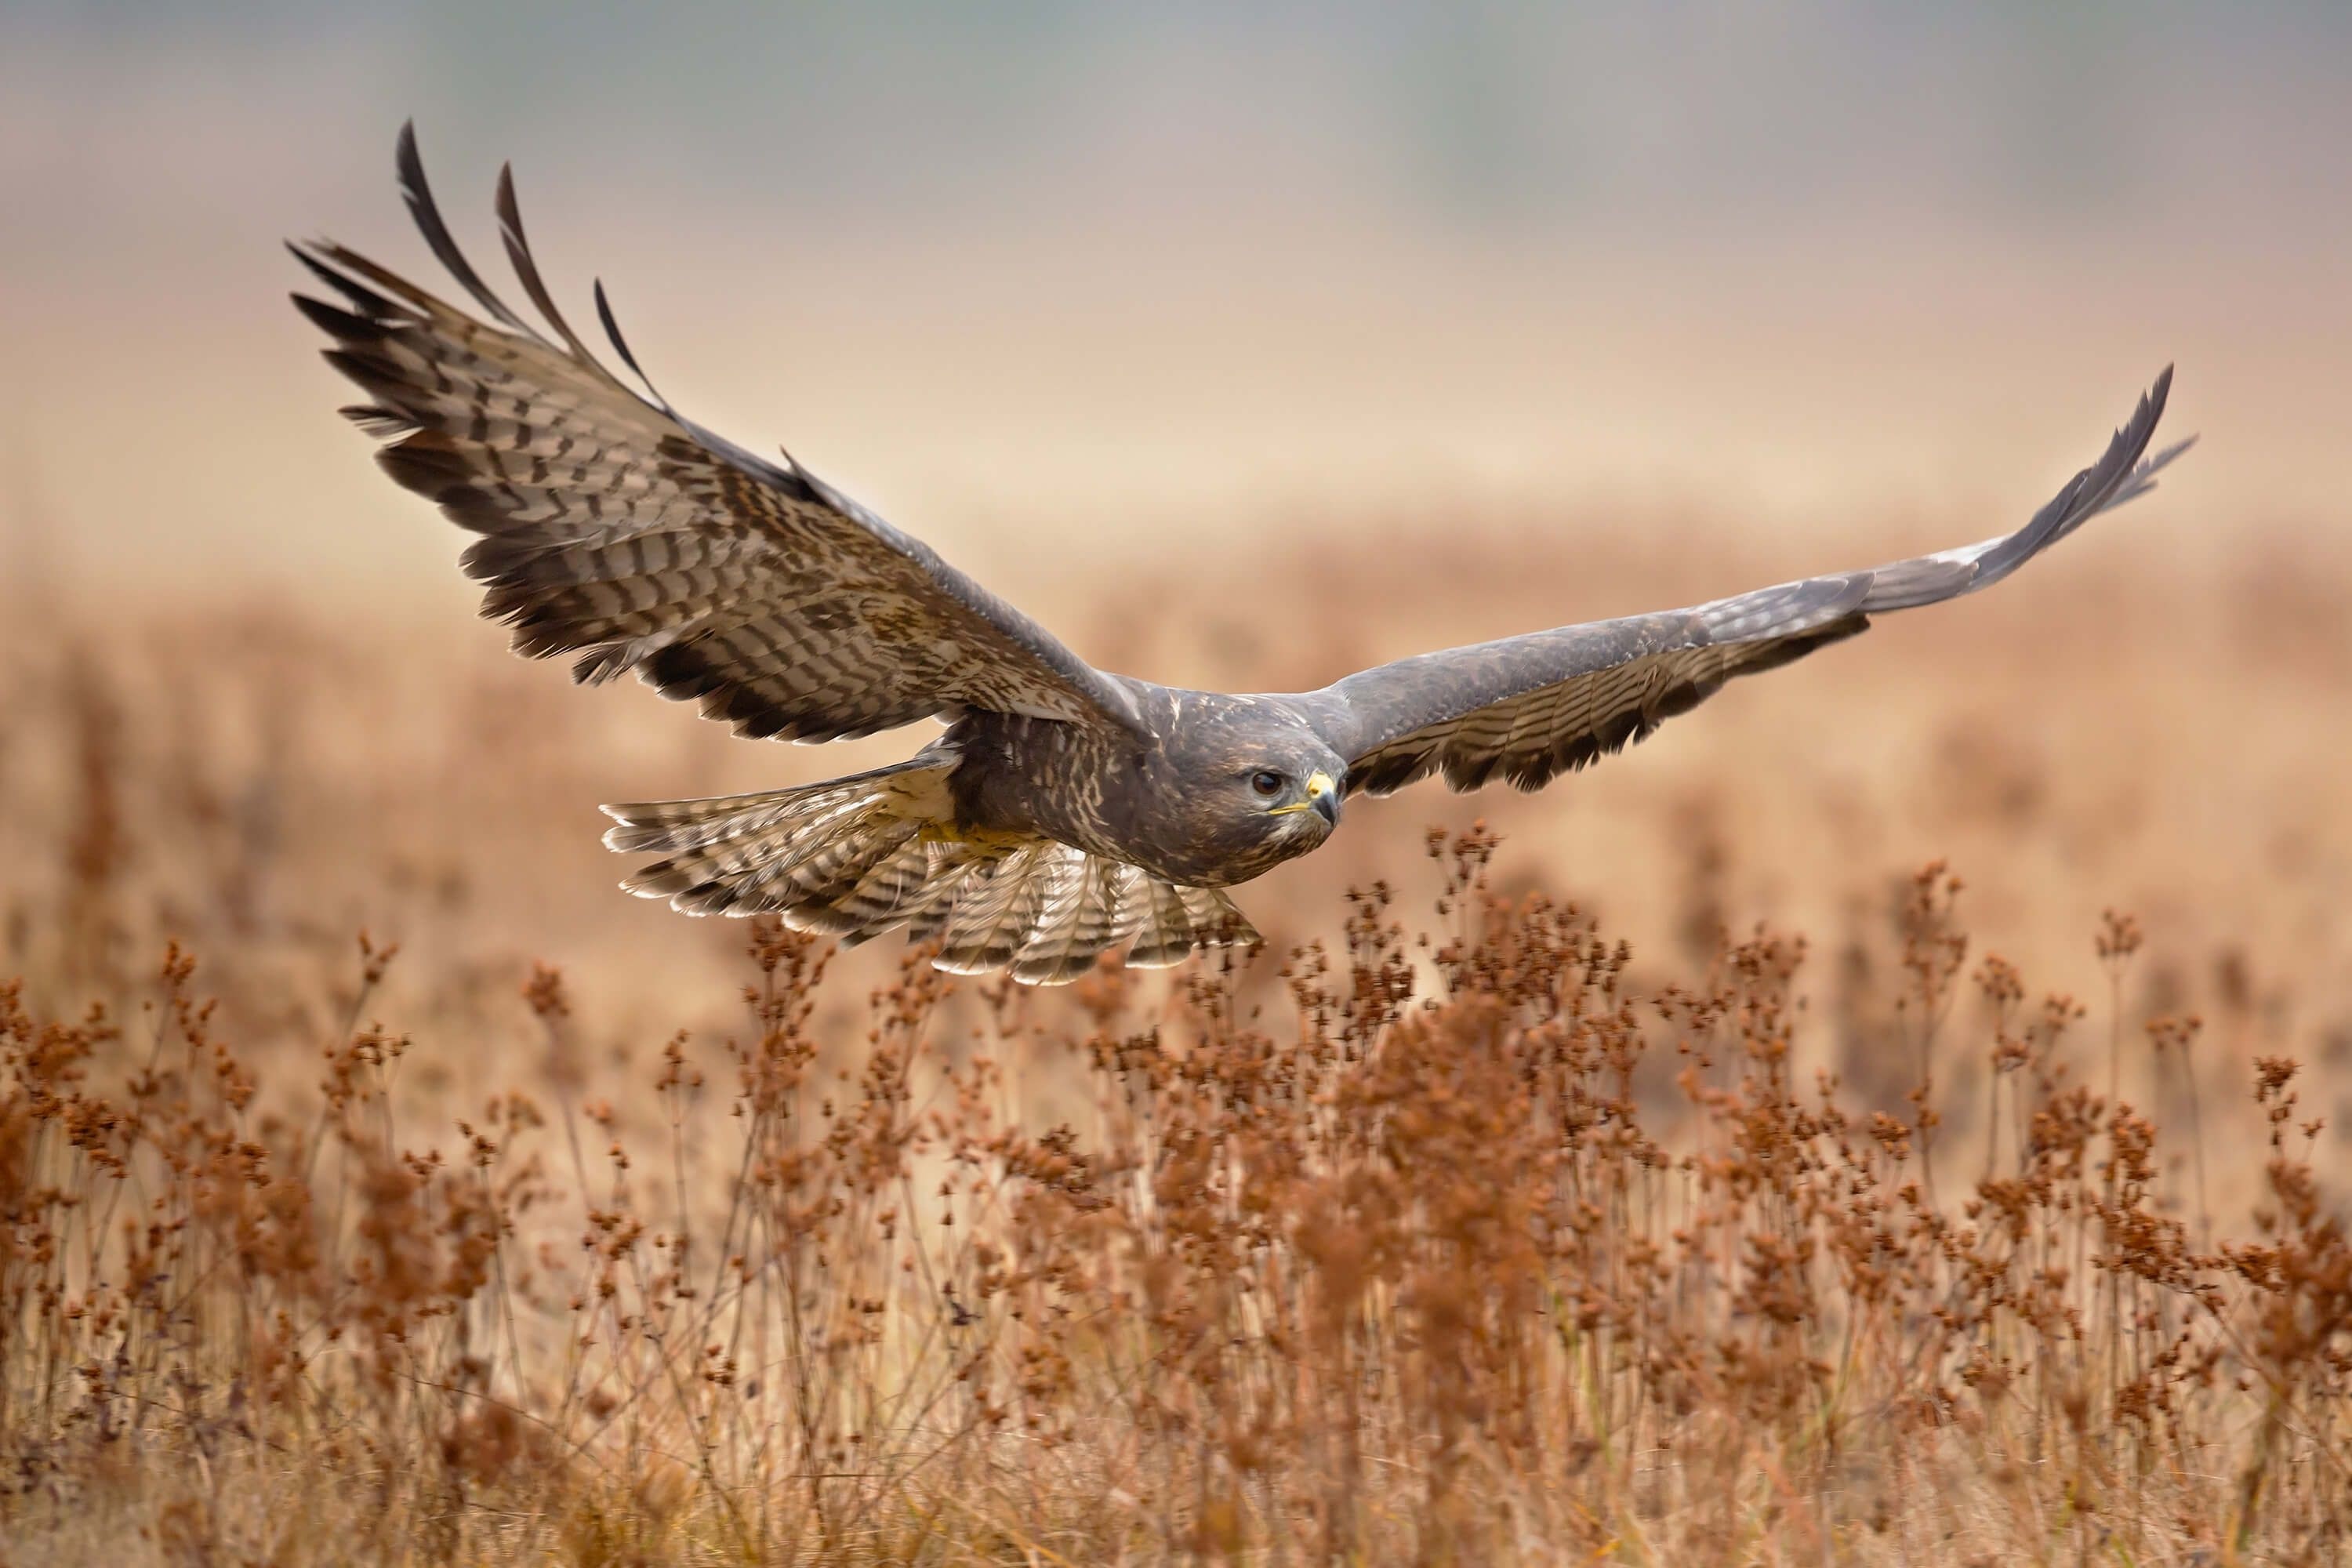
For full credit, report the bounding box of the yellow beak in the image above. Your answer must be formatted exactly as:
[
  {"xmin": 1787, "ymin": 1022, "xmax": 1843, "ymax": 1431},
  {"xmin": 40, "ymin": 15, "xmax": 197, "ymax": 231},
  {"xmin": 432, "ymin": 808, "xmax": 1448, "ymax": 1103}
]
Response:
[{"xmin": 1270, "ymin": 770, "xmax": 1339, "ymax": 822}]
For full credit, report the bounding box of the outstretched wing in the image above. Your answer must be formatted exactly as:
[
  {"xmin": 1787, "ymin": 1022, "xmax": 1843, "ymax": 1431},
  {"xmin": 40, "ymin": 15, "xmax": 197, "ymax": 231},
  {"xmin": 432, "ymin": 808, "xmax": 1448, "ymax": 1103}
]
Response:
[
  {"xmin": 291, "ymin": 124, "xmax": 1142, "ymax": 744},
  {"xmin": 1298, "ymin": 371, "xmax": 2188, "ymax": 797}
]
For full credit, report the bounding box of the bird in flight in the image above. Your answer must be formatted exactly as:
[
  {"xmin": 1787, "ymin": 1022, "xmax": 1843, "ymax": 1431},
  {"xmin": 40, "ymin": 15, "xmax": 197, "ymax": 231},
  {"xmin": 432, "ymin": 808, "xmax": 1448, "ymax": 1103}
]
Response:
[{"xmin": 292, "ymin": 125, "xmax": 2190, "ymax": 983}]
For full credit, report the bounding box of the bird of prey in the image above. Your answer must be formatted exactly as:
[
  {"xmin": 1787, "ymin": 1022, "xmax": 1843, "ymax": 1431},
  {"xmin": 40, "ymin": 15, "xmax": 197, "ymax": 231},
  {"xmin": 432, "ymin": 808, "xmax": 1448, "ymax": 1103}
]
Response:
[{"xmin": 292, "ymin": 126, "xmax": 2190, "ymax": 983}]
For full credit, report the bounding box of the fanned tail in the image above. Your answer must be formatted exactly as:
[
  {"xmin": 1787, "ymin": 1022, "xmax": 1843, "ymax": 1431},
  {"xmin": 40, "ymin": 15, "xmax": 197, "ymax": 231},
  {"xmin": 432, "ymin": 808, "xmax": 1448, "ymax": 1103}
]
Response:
[
  {"xmin": 913, "ymin": 844, "xmax": 1256, "ymax": 983},
  {"xmin": 602, "ymin": 762, "xmax": 1258, "ymax": 984}
]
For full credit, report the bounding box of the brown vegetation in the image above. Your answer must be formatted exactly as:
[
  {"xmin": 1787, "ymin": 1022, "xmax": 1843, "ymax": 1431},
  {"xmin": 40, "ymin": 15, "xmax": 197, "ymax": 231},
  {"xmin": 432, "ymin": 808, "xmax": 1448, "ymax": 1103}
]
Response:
[{"xmin": 2, "ymin": 520, "xmax": 2348, "ymax": 1563}]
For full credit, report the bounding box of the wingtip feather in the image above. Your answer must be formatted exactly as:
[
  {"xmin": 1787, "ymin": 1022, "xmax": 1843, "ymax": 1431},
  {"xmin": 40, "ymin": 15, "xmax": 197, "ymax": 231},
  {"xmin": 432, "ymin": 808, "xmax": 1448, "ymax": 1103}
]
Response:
[
  {"xmin": 394, "ymin": 119, "xmax": 537, "ymax": 338},
  {"xmin": 492, "ymin": 158, "xmax": 619, "ymax": 381},
  {"xmin": 593, "ymin": 277, "xmax": 671, "ymax": 409}
]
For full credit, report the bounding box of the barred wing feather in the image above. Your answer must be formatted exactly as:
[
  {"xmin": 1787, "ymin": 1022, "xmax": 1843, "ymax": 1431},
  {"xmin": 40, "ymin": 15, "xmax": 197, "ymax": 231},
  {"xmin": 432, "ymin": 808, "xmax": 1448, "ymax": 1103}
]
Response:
[
  {"xmin": 291, "ymin": 123, "xmax": 1142, "ymax": 746},
  {"xmin": 1303, "ymin": 371, "xmax": 2188, "ymax": 798}
]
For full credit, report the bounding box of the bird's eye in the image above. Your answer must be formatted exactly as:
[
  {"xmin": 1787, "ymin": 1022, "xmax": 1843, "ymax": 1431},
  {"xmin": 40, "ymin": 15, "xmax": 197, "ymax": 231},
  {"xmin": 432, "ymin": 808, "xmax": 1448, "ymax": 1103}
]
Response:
[{"xmin": 1250, "ymin": 769, "xmax": 1285, "ymax": 797}]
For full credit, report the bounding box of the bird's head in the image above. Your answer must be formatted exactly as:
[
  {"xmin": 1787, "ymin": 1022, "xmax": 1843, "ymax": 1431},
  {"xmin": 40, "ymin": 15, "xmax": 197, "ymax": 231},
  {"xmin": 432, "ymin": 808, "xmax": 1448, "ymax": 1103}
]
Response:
[{"xmin": 1156, "ymin": 706, "xmax": 1346, "ymax": 884}]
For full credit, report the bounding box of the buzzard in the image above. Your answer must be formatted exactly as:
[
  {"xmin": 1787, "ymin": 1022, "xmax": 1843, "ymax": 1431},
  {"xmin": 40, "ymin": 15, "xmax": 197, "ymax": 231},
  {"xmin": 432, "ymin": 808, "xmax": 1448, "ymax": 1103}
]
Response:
[{"xmin": 292, "ymin": 126, "xmax": 2190, "ymax": 983}]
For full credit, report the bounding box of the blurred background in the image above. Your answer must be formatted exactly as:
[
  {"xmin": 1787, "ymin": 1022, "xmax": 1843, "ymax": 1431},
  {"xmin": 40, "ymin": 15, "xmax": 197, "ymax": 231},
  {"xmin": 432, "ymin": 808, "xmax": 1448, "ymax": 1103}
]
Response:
[
  {"xmin": 7, "ymin": 2, "xmax": 2349, "ymax": 583},
  {"xmin": 2, "ymin": 4, "xmax": 2347, "ymax": 1151}
]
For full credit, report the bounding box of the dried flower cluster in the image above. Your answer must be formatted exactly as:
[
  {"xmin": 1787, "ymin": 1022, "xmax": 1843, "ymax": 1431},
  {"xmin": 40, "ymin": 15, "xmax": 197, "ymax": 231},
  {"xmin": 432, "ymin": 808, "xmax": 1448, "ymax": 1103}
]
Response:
[{"xmin": 2, "ymin": 821, "xmax": 2346, "ymax": 1566}]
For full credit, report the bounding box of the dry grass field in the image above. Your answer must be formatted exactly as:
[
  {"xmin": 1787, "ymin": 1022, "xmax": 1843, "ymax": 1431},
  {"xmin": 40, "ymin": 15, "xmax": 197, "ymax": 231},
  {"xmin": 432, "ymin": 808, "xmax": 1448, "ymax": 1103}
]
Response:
[{"xmin": 3, "ymin": 501, "xmax": 2350, "ymax": 1565}]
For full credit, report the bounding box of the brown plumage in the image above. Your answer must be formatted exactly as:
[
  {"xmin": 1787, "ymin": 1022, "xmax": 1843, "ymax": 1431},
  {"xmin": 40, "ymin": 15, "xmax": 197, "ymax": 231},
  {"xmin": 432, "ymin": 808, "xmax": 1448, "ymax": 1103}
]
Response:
[{"xmin": 294, "ymin": 123, "xmax": 2191, "ymax": 983}]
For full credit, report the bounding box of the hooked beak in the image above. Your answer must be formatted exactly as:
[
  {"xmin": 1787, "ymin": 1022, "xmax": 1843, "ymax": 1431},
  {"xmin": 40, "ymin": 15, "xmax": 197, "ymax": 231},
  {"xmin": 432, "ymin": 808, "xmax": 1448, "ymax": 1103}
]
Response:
[
  {"xmin": 1305, "ymin": 769, "xmax": 1339, "ymax": 826},
  {"xmin": 1270, "ymin": 769, "xmax": 1341, "ymax": 826}
]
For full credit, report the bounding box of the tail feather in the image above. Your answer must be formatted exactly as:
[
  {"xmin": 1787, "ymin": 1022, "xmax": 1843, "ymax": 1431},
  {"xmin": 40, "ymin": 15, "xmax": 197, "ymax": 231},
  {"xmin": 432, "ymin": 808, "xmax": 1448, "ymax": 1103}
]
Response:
[
  {"xmin": 1131, "ymin": 882, "xmax": 1253, "ymax": 969},
  {"xmin": 823, "ymin": 836, "xmax": 961, "ymax": 940},
  {"xmin": 1011, "ymin": 856, "xmax": 1141, "ymax": 985},
  {"xmin": 602, "ymin": 762, "xmax": 1258, "ymax": 983},
  {"xmin": 932, "ymin": 845, "xmax": 1054, "ymax": 975}
]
